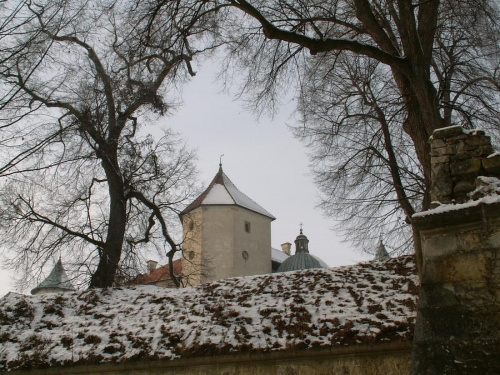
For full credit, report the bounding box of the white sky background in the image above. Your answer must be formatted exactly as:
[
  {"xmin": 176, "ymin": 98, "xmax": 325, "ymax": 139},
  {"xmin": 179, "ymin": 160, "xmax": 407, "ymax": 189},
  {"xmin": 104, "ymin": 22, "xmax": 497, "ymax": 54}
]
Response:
[{"xmin": 0, "ymin": 59, "xmax": 372, "ymax": 297}]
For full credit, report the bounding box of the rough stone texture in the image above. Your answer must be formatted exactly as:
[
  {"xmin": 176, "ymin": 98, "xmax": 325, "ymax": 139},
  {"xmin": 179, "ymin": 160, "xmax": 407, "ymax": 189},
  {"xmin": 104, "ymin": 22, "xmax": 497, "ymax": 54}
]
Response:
[
  {"xmin": 429, "ymin": 127, "xmax": 498, "ymax": 203},
  {"xmin": 412, "ymin": 209, "xmax": 500, "ymax": 375},
  {"xmin": 412, "ymin": 127, "xmax": 500, "ymax": 374},
  {"xmin": 483, "ymin": 153, "xmax": 500, "ymax": 175},
  {"xmin": 9, "ymin": 344, "xmax": 412, "ymax": 375}
]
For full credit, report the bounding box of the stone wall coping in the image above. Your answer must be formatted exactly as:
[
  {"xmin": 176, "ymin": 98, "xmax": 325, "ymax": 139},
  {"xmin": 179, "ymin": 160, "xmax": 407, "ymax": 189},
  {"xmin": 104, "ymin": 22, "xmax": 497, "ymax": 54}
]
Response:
[
  {"xmin": 412, "ymin": 199, "xmax": 500, "ymax": 231},
  {"xmin": 10, "ymin": 342, "xmax": 412, "ymax": 375},
  {"xmin": 431, "ymin": 125, "xmax": 486, "ymax": 140}
]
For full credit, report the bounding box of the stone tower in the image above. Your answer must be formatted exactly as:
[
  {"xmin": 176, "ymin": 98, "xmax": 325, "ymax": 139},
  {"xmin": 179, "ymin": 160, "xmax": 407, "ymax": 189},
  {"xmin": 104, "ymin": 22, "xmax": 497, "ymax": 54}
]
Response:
[{"xmin": 180, "ymin": 165, "xmax": 275, "ymax": 286}]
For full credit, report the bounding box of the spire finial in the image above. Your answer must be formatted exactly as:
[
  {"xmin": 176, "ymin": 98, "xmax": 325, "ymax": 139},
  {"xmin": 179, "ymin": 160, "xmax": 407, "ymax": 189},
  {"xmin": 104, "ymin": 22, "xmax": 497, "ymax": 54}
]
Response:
[
  {"xmin": 300, "ymin": 222, "xmax": 303, "ymax": 234},
  {"xmin": 219, "ymin": 154, "xmax": 224, "ymax": 169}
]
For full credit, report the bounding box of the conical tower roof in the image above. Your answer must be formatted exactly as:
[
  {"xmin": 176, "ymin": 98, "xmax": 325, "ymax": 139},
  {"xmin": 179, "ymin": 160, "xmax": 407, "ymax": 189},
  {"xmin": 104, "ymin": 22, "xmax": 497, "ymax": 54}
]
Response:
[
  {"xmin": 373, "ymin": 239, "xmax": 390, "ymax": 262},
  {"xmin": 31, "ymin": 259, "xmax": 75, "ymax": 295},
  {"xmin": 180, "ymin": 165, "xmax": 275, "ymax": 220}
]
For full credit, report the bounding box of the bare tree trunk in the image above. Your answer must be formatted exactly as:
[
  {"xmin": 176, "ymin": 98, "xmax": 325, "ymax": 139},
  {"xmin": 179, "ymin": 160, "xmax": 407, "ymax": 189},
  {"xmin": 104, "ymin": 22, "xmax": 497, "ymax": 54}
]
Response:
[
  {"xmin": 392, "ymin": 67, "xmax": 444, "ymax": 210},
  {"xmin": 90, "ymin": 151, "xmax": 126, "ymax": 288}
]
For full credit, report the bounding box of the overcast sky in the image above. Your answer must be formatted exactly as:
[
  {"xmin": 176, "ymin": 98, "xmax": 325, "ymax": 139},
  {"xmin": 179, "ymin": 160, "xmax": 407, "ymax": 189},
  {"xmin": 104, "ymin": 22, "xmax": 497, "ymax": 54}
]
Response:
[{"xmin": 0, "ymin": 60, "xmax": 372, "ymax": 297}]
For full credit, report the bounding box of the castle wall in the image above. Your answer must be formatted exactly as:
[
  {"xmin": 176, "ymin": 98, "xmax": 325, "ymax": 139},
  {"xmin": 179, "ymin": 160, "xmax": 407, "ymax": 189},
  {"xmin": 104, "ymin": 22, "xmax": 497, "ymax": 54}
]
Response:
[
  {"xmin": 10, "ymin": 343, "xmax": 411, "ymax": 375},
  {"xmin": 411, "ymin": 126, "xmax": 500, "ymax": 374}
]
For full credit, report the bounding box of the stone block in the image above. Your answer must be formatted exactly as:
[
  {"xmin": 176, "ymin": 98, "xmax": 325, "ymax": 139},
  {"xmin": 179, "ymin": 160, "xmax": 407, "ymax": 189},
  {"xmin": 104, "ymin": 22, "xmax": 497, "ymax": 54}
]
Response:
[
  {"xmin": 450, "ymin": 158, "xmax": 481, "ymax": 177},
  {"xmin": 431, "ymin": 155, "xmax": 450, "ymax": 164},
  {"xmin": 431, "ymin": 163, "xmax": 452, "ymax": 189},
  {"xmin": 431, "ymin": 138, "xmax": 447, "ymax": 148},
  {"xmin": 453, "ymin": 282, "xmax": 496, "ymax": 306},
  {"xmin": 453, "ymin": 180, "xmax": 476, "ymax": 201},
  {"xmin": 423, "ymin": 233, "xmax": 458, "ymax": 258},
  {"xmin": 453, "ymin": 179, "xmax": 475, "ymax": 193},
  {"xmin": 422, "ymin": 251, "xmax": 494, "ymax": 284},
  {"xmin": 482, "ymin": 154, "xmax": 500, "ymax": 176},
  {"xmin": 465, "ymin": 134, "xmax": 491, "ymax": 147},
  {"xmin": 451, "ymin": 152, "xmax": 474, "ymax": 161},
  {"xmin": 442, "ymin": 145, "xmax": 457, "ymax": 155},
  {"xmin": 416, "ymin": 284, "xmax": 459, "ymax": 309},
  {"xmin": 431, "ymin": 144, "xmax": 456, "ymax": 157},
  {"xmin": 483, "ymin": 231, "xmax": 500, "ymax": 249},
  {"xmin": 455, "ymin": 140, "xmax": 467, "ymax": 153},
  {"xmin": 433, "ymin": 125, "xmax": 464, "ymax": 139},
  {"xmin": 479, "ymin": 144, "xmax": 494, "ymax": 157}
]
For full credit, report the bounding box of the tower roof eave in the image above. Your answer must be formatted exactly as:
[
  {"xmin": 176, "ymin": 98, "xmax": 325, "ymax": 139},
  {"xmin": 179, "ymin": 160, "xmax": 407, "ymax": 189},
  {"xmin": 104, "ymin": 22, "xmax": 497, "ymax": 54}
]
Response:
[
  {"xmin": 180, "ymin": 167, "xmax": 275, "ymax": 220},
  {"xmin": 31, "ymin": 259, "xmax": 75, "ymax": 295}
]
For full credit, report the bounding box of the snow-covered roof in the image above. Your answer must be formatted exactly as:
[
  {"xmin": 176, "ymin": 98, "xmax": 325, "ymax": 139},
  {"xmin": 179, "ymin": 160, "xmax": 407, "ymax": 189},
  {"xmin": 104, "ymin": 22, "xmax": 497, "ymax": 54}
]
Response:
[
  {"xmin": 181, "ymin": 166, "xmax": 275, "ymax": 220},
  {"xmin": 271, "ymin": 247, "xmax": 290, "ymax": 263},
  {"xmin": 30, "ymin": 259, "xmax": 74, "ymax": 295},
  {"xmin": 0, "ymin": 255, "xmax": 418, "ymax": 372}
]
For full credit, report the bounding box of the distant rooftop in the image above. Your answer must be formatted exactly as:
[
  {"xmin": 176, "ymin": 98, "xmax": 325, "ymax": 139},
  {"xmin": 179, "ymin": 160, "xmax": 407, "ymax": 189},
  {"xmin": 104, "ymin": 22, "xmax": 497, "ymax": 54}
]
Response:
[
  {"xmin": 127, "ymin": 259, "xmax": 182, "ymax": 286},
  {"xmin": 271, "ymin": 247, "xmax": 290, "ymax": 263}
]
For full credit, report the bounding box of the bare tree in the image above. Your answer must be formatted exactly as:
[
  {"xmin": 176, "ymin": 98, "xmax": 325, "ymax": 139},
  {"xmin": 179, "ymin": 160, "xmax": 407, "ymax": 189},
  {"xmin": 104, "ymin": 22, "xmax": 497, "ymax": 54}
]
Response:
[
  {"xmin": 294, "ymin": 55, "xmax": 423, "ymax": 255},
  {"xmin": 202, "ymin": 0, "xmax": 500, "ymax": 256},
  {"xmin": 0, "ymin": 0, "xmax": 219, "ymax": 289},
  {"xmin": 217, "ymin": 0, "xmax": 500, "ymax": 208}
]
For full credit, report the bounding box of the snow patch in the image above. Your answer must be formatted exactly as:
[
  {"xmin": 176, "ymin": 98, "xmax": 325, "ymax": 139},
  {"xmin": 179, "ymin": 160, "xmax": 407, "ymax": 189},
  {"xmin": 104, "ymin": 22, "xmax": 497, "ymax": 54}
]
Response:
[
  {"xmin": 202, "ymin": 183, "xmax": 235, "ymax": 204},
  {"xmin": 414, "ymin": 176, "xmax": 500, "ymax": 218}
]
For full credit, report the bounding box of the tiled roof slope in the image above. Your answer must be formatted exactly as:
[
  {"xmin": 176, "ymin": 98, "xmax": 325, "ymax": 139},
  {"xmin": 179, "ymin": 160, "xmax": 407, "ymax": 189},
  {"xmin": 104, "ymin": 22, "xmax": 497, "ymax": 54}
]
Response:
[
  {"xmin": 180, "ymin": 167, "xmax": 275, "ymax": 220},
  {"xmin": 127, "ymin": 259, "xmax": 182, "ymax": 285},
  {"xmin": 0, "ymin": 255, "xmax": 418, "ymax": 372}
]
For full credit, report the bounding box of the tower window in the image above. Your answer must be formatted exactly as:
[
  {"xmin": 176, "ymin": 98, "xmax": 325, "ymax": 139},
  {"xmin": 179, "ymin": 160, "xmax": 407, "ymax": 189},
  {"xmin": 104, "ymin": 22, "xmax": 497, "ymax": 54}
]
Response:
[{"xmin": 244, "ymin": 221, "xmax": 251, "ymax": 233}]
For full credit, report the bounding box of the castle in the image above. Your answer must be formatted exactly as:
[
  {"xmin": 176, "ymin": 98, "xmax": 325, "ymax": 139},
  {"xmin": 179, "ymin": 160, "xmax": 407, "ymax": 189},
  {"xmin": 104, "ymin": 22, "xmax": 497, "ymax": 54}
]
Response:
[
  {"xmin": 133, "ymin": 164, "xmax": 328, "ymax": 287},
  {"xmin": 31, "ymin": 163, "xmax": 329, "ymax": 291}
]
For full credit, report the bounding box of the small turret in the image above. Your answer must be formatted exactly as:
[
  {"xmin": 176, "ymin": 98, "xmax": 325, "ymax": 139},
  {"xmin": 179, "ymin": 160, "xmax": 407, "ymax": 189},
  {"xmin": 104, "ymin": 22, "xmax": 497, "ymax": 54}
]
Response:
[
  {"xmin": 278, "ymin": 225, "xmax": 328, "ymax": 272},
  {"xmin": 373, "ymin": 239, "xmax": 390, "ymax": 262},
  {"xmin": 31, "ymin": 258, "xmax": 75, "ymax": 295}
]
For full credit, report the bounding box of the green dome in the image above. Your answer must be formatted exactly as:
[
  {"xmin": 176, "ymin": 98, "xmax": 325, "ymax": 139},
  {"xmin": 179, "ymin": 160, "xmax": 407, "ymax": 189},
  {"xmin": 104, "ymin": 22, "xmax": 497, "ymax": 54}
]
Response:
[
  {"xmin": 31, "ymin": 259, "xmax": 75, "ymax": 295},
  {"xmin": 277, "ymin": 253, "xmax": 328, "ymax": 272}
]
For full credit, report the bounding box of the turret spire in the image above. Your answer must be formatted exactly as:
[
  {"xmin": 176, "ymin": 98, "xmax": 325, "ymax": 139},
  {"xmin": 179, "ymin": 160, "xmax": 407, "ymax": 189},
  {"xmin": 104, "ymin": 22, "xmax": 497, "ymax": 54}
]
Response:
[
  {"xmin": 219, "ymin": 154, "xmax": 224, "ymax": 169},
  {"xmin": 294, "ymin": 224, "xmax": 309, "ymax": 254}
]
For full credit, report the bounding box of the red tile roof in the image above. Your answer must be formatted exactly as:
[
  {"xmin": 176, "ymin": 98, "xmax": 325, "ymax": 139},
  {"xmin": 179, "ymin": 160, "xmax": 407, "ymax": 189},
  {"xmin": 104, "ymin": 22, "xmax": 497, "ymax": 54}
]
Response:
[{"xmin": 128, "ymin": 259, "xmax": 182, "ymax": 285}]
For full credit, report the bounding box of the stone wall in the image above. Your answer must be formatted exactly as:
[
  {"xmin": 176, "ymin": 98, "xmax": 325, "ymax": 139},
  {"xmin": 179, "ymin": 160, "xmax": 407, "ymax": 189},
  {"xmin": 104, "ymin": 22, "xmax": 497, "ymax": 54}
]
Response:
[
  {"xmin": 429, "ymin": 125, "xmax": 500, "ymax": 204},
  {"xmin": 411, "ymin": 126, "xmax": 500, "ymax": 374},
  {"xmin": 11, "ymin": 343, "xmax": 411, "ymax": 375}
]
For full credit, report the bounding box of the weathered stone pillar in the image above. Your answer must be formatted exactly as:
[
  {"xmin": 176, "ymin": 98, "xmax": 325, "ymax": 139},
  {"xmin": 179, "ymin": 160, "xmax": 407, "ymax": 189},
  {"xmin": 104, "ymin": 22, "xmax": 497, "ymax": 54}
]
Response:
[{"xmin": 411, "ymin": 126, "xmax": 500, "ymax": 374}]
